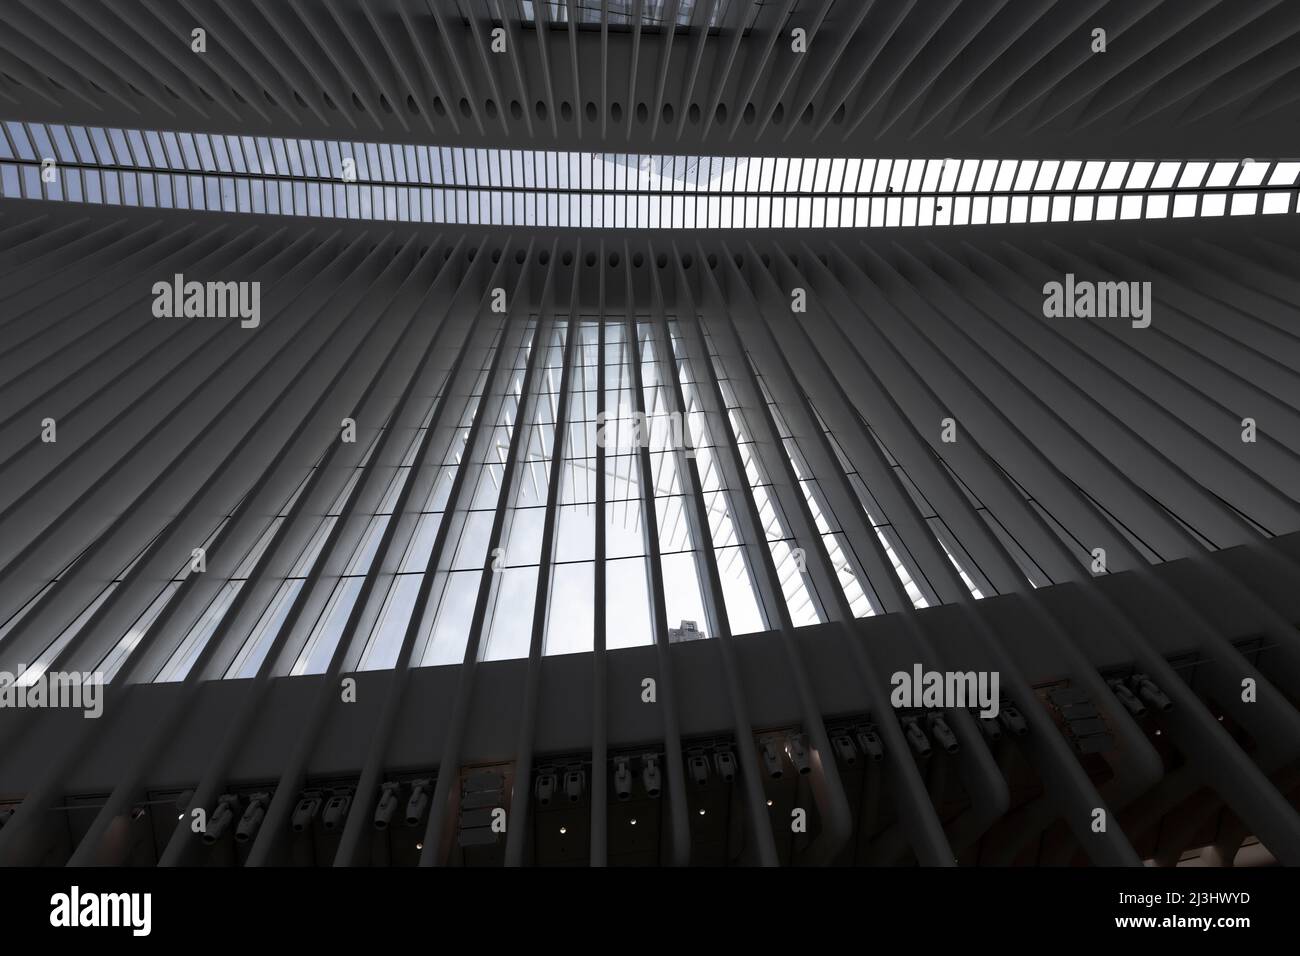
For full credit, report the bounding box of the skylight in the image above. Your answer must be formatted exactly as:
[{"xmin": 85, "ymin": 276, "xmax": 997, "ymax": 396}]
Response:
[
  {"xmin": 507, "ymin": 0, "xmax": 746, "ymax": 30},
  {"xmin": 2, "ymin": 120, "xmax": 1297, "ymax": 228},
  {"xmin": 7, "ymin": 312, "xmax": 1018, "ymax": 686}
]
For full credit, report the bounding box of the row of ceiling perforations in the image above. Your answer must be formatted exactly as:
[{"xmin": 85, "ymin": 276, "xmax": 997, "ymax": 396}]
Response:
[{"xmin": 1, "ymin": 1, "xmax": 1299, "ymax": 156}]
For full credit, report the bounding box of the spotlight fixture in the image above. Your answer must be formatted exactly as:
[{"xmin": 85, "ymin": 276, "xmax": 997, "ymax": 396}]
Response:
[
  {"xmin": 321, "ymin": 789, "xmax": 353, "ymax": 831},
  {"xmin": 832, "ymin": 734, "xmax": 858, "ymax": 766},
  {"xmin": 715, "ymin": 750, "xmax": 737, "ymax": 783},
  {"xmin": 535, "ymin": 772, "xmax": 557, "ymax": 807},
  {"xmin": 784, "ymin": 734, "xmax": 812, "ymax": 775},
  {"xmin": 642, "ymin": 754, "xmax": 662, "ymax": 798},
  {"xmin": 201, "ymin": 794, "xmax": 240, "ymax": 845},
  {"xmin": 998, "ymin": 703, "xmax": 1029, "ymax": 736},
  {"xmin": 405, "ymin": 779, "xmax": 431, "ymax": 826},
  {"xmin": 927, "ymin": 714, "xmax": 960, "ymax": 755},
  {"xmin": 688, "ymin": 753, "xmax": 710, "ymax": 787},
  {"xmin": 374, "ymin": 782, "xmax": 401, "ymax": 830},
  {"xmin": 1107, "ymin": 678, "xmax": 1148, "ymax": 718},
  {"xmin": 975, "ymin": 712, "xmax": 1002, "ymax": 743},
  {"xmin": 856, "ymin": 725, "xmax": 885, "ymax": 761},
  {"xmin": 613, "ymin": 758, "xmax": 633, "ymax": 800},
  {"xmin": 1130, "ymin": 674, "xmax": 1173, "ymax": 713},
  {"xmin": 291, "ymin": 791, "xmax": 322, "ymax": 833},
  {"xmin": 760, "ymin": 741, "xmax": 784, "ymax": 779},
  {"xmin": 563, "ymin": 769, "xmax": 585, "ymax": 803},
  {"xmin": 901, "ymin": 717, "xmax": 932, "ymax": 759},
  {"xmin": 235, "ymin": 793, "xmax": 270, "ymax": 843}
]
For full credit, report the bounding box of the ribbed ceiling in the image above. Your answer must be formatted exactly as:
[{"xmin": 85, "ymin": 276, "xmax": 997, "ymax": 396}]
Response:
[{"xmin": 0, "ymin": 1, "xmax": 1298, "ymax": 156}]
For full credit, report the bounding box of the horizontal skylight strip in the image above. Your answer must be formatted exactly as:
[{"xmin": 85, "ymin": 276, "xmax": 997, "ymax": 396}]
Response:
[
  {"xmin": 512, "ymin": 0, "xmax": 737, "ymax": 29},
  {"xmin": 5, "ymin": 122, "xmax": 1297, "ymax": 195},
  {"xmin": 3, "ymin": 121, "xmax": 1297, "ymax": 228},
  {"xmin": 8, "ymin": 157, "xmax": 1295, "ymax": 202},
  {"xmin": 3, "ymin": 164, "xmax": 1296, "ymax": 228}
]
